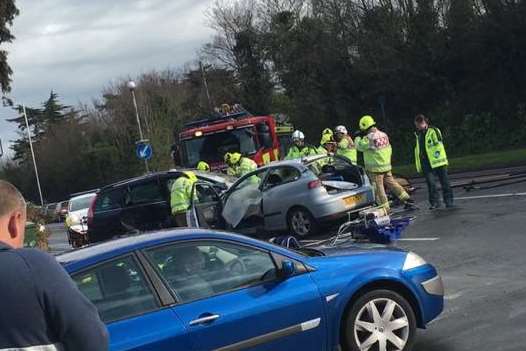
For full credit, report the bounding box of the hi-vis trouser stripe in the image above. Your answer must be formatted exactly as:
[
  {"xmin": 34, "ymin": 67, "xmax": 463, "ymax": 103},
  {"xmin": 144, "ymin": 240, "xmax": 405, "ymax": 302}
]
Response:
[{"xmin": 0, "ymin": 343, "xmax": 64, "ymax": 351}]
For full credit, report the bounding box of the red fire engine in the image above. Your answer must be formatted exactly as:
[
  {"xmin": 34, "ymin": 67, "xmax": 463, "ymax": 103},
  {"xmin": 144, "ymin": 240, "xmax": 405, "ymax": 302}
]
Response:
[{"xmin": 173, "ymin": 105, "xmax": 294, "ymax": 170}]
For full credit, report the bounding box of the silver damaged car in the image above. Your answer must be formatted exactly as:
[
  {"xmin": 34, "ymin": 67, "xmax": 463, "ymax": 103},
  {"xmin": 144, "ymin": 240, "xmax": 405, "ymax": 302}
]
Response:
[{"xmin": 190, "ymin": 155, "xmax": 375, "ymax": 237}]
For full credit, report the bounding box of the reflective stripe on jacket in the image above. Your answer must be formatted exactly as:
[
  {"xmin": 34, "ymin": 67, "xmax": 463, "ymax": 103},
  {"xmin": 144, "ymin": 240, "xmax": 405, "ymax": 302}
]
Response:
[
  {"xmin": 355, "ymin": 129, "xmax": 392, "ymax": 173},
  {"xmin": 336, "ymin": 136, "xmax": 357, "ymax": 164},
  {"xmin": 414, "ymin": 127, "xmax": 448, "ymax": 173},
  {"xmin": 170, "ymin": 176, "xmax": 197, "ymax": 215},
  {"xmin": 285, "ymin": 145, "xmax": 319, "ymax": 160}
]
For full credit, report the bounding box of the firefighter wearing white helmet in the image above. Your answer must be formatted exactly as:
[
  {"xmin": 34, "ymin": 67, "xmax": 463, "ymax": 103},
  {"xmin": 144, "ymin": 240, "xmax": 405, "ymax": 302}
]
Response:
[
  {"xmin": 292, "ymin": 130, "xmax": 304, "ymax": 141},
  {"xmin": 334, "ymin": 125, "xmax": 357, "ymax": 164},
  {"xmin": 285, "ymin": 130, "xmax": 318, "ymax": 160}
]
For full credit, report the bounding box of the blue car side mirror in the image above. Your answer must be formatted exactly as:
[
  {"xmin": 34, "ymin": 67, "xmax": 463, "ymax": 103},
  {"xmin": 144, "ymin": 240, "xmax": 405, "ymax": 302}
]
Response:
[{"xmin": 280, "ymin": 261, "xmax": 295, "ymax": 278}]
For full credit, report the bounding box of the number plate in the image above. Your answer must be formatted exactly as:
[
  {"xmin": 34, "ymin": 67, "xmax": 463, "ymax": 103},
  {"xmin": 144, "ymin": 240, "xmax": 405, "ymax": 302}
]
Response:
[{"xmin": 343, "ymin": 194, "xmax": 364, "ymax": 208}]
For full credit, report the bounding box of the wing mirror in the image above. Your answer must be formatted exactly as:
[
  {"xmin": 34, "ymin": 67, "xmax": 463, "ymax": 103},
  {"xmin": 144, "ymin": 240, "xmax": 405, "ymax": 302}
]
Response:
[{"xmin": 279, "ymin": 260, "xmax": 295, "ymax": 278}]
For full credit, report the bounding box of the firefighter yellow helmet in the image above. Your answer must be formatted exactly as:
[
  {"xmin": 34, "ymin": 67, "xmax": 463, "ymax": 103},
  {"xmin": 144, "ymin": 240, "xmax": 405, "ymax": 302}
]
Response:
[
  {"xmin": 196, "ymin": 161, "xmax": 210, "ymax": 172},
  {"xmin": 183, "ymin": 171, "xmax": 198, "ymax": 182},
  {"xmin": 359, "ymin": 115, "xmax": 376, "ymax": 131},
  {"xmin": 224, "ymin": 152, "xmax": 241, "ymax": 166},
  {"xmin": 321, "ymin": 128, "xmax": 334, "ymax": 145},
  {"xmin": 322, "ymin": 128, "xmax": 333, "ymax": 137},
  {"xmin": 230, "ymin": 152, "xmax": 241, "ymax": 164}
]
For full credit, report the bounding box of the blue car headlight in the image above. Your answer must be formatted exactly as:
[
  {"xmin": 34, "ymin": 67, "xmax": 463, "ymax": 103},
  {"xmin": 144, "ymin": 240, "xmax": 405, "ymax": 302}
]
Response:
[{"xmin": 402, "ymin": 252, "xmax": 427, "ymax": 271}]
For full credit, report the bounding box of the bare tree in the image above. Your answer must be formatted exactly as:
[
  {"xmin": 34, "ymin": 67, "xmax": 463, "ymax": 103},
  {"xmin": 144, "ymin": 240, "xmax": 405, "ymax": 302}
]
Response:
[{"xmin": 204, "ymin": 0, "xmax": 259, "ymax": 69}]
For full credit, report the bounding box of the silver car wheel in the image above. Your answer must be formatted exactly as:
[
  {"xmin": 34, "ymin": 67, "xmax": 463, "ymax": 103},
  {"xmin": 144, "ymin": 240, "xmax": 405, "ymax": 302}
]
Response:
[
  {"xmin": 353, "ymin": 298, "xmax": 410, "ymax": 351},
  {"xmin": 291, "ymin": 210, "xmax": 311, "ymax": 236}
]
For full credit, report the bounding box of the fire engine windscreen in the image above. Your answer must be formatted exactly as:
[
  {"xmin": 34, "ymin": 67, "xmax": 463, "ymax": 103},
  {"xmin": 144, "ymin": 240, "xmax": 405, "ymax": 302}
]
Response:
[{"xmin": 182, "ymin": 127, "xmax": 257, "ymax": 167}]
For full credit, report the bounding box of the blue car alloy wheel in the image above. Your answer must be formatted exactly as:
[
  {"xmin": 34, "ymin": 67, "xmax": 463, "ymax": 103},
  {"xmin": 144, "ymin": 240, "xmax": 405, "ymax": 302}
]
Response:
[{"xmin": 343, "ymin": 289, "xmax": 417, "ymax": 351}]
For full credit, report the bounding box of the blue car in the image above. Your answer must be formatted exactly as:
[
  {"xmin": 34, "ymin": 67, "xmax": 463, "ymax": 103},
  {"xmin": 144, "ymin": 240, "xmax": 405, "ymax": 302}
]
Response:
[{"xmin": 58, "ymin": 229, "xmax": 444, "ymax": 351}]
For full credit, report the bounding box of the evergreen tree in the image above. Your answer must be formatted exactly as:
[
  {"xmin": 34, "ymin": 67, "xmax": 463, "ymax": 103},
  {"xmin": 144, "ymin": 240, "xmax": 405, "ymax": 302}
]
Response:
[
  {"xmin": 6, "ymin": 106, "xmax": 44, "ymax": 162},
  {"xmin": 41, "ymin": 91, "xmax": 72, "ymax": 124},
  {"xmin": 0, "ymin": 0, "xmax": 19, "ymax": 94},
  {"xmin": 6, "ymin": 92, "xmax": 72, "ymax": 162},
  {"xmin": 233, "ymin": 28, "xmax": 274, "ymax": 114}
]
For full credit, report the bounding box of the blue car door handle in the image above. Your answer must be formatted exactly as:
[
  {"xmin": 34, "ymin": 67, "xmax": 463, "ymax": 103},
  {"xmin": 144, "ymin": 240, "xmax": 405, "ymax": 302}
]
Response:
[{"xmin": 189, "ymin": 314, "xmax": 220, "ymax": 326}]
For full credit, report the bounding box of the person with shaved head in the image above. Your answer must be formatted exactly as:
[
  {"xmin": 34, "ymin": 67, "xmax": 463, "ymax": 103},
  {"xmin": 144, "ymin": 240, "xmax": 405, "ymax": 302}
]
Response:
[
  {"xmin": 0, "ymin": 180, "xmax": 109, "ymax": 351},
  {"xmin": 0, "ymin": 180, "xmax": 27, "ymax": 248}
]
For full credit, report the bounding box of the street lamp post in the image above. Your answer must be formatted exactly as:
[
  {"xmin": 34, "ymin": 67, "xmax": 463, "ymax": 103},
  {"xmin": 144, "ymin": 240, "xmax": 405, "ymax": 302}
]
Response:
[
  {"xmin": 127, "ymin": 81, "xmax": 149, "ymax": 173},
  {"xmin": 199, "ymin": 61, "xmax": 214, "ymax": 111},
  {"xmin": 22, "ymin": 105, "xmax": 45, "ymax": 207}
]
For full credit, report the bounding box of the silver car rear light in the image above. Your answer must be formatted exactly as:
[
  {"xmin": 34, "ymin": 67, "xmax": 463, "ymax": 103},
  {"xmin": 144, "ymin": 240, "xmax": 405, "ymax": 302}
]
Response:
[{"xmin": 308, "ymin": 180, "xmax": 322, "ymax": 189}]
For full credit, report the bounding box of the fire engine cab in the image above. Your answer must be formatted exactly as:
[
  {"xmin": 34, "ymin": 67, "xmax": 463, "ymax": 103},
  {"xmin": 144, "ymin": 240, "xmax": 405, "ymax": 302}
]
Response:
[{"xmin": 173, "ymin": 104, "xmax": 293, "ymax": 171}]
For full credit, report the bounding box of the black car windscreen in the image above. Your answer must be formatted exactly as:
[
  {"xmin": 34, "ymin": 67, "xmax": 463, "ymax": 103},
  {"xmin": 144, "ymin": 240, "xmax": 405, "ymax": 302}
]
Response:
[{"xmin": 183, "ymin": 127, "xmax": 257, "ymax": 167}]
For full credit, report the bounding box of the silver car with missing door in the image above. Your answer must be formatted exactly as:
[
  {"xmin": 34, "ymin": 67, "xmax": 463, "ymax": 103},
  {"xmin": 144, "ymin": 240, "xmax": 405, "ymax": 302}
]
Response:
[{"xmin": 193, "ymin": 155, "xmax": 375, "ymax": 237}]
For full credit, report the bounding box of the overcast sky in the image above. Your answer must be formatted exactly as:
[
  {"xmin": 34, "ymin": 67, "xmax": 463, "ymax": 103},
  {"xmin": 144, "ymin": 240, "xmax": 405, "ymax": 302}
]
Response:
[{"xmin": 0, "ymin": 0, "xmax": 215, "ymax": 156}]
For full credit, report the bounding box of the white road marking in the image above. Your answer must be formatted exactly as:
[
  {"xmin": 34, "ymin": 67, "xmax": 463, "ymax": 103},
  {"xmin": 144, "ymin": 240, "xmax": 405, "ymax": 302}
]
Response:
[
  {"xmin": 445, "ymin": 292, "xmax": 463, "ymax": 301},
  {"xmin": 428, "ymin": 306, "xmax": 460, "ymax": 324},
  {"xmin": 398, "ymin": 237, "xmax": 439, "ymax": 241},
  {"xmin": 456, "ymin": 192, "xmax": 526, "ymax": 200}
]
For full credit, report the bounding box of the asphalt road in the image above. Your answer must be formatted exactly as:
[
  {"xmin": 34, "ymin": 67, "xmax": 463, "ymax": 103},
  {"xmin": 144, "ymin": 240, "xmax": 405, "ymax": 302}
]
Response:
[
  {"xmin": 47, "ymin": 222, "xmax": 71, "ymax": 255},
  {"xmin": 400, "ymin": 180, "xmax": 526, "ymax": 350},
  {"xmin": 46, "ymin": 172, "xmax": 526, "ymax": 350}
]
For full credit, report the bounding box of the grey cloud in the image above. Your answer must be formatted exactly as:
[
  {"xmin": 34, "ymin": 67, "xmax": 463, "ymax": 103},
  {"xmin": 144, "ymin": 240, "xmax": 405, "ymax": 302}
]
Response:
[{"xmin": 1, "ymin": 0, "xmax": 215, "ymax": 153}]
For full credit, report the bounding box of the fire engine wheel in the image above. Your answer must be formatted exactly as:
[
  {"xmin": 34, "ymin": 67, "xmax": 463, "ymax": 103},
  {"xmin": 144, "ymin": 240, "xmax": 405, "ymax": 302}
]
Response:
[{"xmin": 287, "ymin": 207, "xmax": 319, "ymax": 237}]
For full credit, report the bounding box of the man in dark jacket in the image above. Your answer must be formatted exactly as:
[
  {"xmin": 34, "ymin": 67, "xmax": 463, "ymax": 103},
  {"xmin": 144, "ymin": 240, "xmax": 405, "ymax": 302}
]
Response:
[{"xmin": 0, "ymin": 180, "xmax": 109, "ymax": 351}]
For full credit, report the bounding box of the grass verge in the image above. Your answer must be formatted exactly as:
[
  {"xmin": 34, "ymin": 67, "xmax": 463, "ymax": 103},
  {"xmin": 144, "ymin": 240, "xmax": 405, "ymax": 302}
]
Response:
[{"xmin": 394, "ymin": 148, "xmax": 526, "ymax": 178}]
